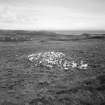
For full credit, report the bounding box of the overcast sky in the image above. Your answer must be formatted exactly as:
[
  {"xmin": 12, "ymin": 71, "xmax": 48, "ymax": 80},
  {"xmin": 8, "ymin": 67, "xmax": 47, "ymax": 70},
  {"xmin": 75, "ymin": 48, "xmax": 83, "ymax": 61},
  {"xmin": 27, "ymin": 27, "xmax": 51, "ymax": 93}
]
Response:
[{"xmin": 0, "ymin": 0, "xmax": 105, "ymax": 30}]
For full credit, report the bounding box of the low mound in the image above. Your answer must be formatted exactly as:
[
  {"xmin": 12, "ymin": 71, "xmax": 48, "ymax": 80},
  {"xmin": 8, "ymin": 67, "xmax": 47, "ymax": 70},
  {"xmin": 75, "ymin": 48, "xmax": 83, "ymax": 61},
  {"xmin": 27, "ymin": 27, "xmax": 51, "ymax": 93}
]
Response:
[{"xmin": 27, "ymin": 51, "xmax": 88, "ymax": 70}]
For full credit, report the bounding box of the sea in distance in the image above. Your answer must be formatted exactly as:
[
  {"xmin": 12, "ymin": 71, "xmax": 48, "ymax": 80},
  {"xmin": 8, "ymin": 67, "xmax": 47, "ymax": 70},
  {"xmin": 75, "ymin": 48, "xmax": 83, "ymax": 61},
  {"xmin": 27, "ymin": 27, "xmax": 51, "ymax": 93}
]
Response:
[{"xmin": 54, "ymin": 30, "xmax": 105, "ymax": 35}]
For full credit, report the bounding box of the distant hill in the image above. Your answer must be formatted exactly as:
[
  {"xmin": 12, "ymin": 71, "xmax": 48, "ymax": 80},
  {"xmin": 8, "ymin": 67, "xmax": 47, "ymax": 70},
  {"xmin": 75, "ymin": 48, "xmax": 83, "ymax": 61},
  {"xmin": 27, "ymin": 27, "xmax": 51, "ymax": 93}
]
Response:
[
  {"xmin": 0, "ymin": 30, "xmax": 57, "ymax": 36},
  {"xmin": 0, "ymin": 30, "xmax": 58, "ymax": 42},
  {"xmin": 0, "ymin": 29, "xmax": 105, "ymax": 42}
]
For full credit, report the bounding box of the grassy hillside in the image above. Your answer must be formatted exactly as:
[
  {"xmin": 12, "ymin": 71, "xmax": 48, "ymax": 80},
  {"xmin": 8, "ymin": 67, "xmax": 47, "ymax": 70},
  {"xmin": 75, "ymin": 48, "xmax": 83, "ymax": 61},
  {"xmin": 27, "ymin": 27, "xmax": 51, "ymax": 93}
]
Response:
[{"xmin": 0, "ymin": 30, "xmax": 105, "ymax": 105}]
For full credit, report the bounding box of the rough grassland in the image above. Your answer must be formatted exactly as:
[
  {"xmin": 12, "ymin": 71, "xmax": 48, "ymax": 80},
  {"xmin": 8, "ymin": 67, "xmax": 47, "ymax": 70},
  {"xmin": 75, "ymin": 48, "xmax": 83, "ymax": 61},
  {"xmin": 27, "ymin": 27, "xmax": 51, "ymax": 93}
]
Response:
[{"xmin": 0, "ymin": 38, "xmax": 105, "ymax": 105}]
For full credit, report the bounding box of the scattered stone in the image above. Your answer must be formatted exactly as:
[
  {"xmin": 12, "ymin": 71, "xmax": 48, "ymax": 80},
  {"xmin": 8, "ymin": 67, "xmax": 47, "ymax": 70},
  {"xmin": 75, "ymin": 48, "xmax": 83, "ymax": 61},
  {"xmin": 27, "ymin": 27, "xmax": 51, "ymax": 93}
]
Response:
[{"xmin": 28, "ymin": 51, "xmax": 88, "ymax": 70}]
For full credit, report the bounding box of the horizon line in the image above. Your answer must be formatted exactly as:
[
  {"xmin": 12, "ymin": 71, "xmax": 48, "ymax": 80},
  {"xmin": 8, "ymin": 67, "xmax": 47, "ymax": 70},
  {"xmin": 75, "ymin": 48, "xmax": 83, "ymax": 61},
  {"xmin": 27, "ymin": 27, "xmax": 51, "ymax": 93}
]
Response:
[{"xmin": 0, "ymin": 28, "xmax": 105, "ymax": 32}]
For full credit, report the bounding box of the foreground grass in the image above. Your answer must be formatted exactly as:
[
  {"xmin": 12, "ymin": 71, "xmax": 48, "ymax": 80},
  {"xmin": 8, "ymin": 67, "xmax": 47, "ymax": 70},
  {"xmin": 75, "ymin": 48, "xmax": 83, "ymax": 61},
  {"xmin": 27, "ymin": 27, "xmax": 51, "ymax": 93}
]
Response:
[{"xmin": 0, "ymin": 39, "xmax": 105, "ymax": 105}]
